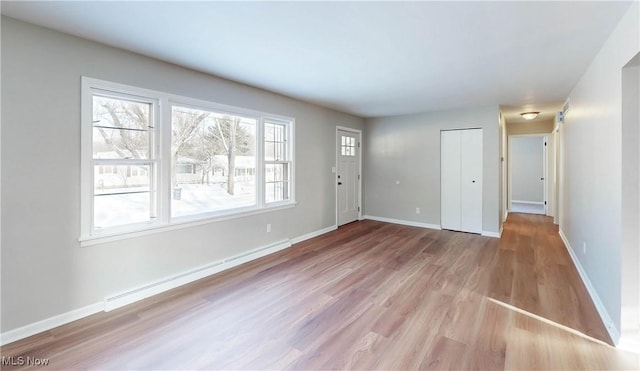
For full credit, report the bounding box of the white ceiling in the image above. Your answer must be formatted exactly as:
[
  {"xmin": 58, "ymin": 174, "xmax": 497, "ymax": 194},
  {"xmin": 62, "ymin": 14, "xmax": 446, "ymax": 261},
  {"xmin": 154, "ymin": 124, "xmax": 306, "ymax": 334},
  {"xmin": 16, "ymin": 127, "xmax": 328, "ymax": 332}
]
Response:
[{"xmin": 1, "ymin": 1, "xmax": 632, "ymax": 121}]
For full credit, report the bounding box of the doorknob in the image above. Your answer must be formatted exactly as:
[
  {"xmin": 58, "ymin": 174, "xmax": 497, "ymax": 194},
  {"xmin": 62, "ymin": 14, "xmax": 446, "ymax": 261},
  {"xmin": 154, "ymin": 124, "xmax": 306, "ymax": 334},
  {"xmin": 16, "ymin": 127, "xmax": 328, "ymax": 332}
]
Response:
[
  {"xmin": 541, "ymin": 177, "xmax": 545, "ymax": 180},
  {"xmin": 338, "ymin": 182, "xmax": 343, "ymax": 185},
  {"xmin": 472, "ymin": 180, "xmax": 476, "ymax": 183}
]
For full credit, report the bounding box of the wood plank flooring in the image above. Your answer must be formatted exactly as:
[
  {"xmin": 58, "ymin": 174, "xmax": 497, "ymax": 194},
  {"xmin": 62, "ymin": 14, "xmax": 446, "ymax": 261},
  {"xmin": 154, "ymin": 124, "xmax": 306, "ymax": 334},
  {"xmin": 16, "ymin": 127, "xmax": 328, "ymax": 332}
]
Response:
[{"xmin": 2, "ymin": 214, "xmax": 638, "ymax": 370}]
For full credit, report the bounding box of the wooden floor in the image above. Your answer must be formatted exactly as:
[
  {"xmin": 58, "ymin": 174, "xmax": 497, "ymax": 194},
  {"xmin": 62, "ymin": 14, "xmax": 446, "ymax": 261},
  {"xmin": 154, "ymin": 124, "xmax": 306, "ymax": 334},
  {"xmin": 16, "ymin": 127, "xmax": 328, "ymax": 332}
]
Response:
[{"xmin": 2, "ymin": 214, "xmax": 639, "ymax": 370}]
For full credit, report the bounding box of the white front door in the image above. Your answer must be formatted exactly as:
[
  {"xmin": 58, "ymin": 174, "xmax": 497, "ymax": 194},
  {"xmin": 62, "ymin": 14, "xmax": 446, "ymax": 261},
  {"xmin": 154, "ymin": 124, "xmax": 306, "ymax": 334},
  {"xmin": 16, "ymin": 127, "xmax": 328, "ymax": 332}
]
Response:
[{"xmin": 337, "ymin": 129, "xmax": 360, "ymax": 226}]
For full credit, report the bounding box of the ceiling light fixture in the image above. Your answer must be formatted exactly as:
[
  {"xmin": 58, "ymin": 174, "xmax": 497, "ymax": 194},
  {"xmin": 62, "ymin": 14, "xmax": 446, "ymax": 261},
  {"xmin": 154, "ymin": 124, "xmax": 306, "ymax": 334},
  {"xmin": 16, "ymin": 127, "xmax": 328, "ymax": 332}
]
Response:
[{"xmin": 520, "ymin": 112, "xmax": 540, "ymax": 120}]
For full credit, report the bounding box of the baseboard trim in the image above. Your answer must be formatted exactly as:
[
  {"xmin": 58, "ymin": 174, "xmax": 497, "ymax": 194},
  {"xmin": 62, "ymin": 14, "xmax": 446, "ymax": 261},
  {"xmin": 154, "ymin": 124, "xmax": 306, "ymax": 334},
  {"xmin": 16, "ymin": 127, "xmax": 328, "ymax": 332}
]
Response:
[
  {"xmin": 512, "ymin": 200, "xmax": 544, "ymax": 205},
  {"xmin": 104, "ymin": 239, "xmax": 291, "ymax": 311},
  {"xmin": 482, "ymin": 230, "xmax": 501, "ymax": 238},
  {"xmin": 0, "ymin": 302, "xmax": 103, "ymax": 346},
  {"xmin": 559, "ymin": 229, "xmax": 620, "ymax": 344},
  {"xmin": 291, "ymin": 225, "xmax": 337, "ymax": 244},
  {"xmin": 363, "ymin": 215, "xmax": 441, "ymax": 230}
]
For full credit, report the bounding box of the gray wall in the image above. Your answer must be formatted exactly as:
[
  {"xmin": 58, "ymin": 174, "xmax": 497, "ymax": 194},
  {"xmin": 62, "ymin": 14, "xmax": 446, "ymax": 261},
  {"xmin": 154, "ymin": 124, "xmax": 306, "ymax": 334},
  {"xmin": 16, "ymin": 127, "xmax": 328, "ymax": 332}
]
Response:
[
  {"xmin": 510, "ymin": 136, "xmax": 544, "ymax": 203},
  {"xmin": 363, "ymin": 106, "xmax": 500, "ymax": 234},
  {"xmin": 0, "ymin": 17, "xmax": 364, "ymax": 332},
  {"xmin": 561, "ymin": 2, "xmax": 638, "ymax": 335},
  {"xmin": 507, "ymin": 119, "xmax": 554, "ymax": 136}
]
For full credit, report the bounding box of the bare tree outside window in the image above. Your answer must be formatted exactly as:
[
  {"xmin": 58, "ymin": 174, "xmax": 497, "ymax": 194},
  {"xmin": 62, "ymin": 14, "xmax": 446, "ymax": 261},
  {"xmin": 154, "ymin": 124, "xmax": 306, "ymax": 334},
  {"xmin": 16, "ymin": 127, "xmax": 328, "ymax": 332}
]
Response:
[{"xmin": 170, "ymin": 106, "xmax": 256, "ymax": 218}]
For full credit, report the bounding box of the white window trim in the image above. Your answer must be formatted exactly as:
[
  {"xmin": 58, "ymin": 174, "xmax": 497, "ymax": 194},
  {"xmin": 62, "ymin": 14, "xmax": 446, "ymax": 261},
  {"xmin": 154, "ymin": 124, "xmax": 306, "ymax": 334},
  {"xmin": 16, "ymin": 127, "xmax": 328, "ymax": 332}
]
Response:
[{"xmin": 80, "ymin": 77, "xmax": 295, "ymax": 246}]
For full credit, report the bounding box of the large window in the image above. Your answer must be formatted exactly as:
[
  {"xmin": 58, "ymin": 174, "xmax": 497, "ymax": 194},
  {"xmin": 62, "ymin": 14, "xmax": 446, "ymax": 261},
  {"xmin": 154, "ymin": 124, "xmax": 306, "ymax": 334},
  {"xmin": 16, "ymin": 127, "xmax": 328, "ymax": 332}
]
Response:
[
  {"xmin": 171, "ymin": 105, "xmax": 257, "ymax": 218},
  {"xmin": 81, "ymin": 78, "xmax": 294, "ymax": 242}
]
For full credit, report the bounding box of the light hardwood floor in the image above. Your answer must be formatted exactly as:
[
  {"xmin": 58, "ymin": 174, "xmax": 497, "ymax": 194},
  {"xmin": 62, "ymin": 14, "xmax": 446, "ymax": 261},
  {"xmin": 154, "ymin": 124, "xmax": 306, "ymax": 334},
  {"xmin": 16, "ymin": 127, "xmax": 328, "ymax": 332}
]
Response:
[{"xmin": 2, "ymin": 214, "xmax": 638, "ymax": 370}]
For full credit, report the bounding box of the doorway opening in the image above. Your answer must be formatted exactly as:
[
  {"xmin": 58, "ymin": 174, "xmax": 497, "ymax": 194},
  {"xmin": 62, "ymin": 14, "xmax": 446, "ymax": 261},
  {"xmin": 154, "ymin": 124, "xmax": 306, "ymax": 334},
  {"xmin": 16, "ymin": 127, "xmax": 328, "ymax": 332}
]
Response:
[{"xmin": 508, "ymin": 134, "xmax": 548, "ymax": 215}]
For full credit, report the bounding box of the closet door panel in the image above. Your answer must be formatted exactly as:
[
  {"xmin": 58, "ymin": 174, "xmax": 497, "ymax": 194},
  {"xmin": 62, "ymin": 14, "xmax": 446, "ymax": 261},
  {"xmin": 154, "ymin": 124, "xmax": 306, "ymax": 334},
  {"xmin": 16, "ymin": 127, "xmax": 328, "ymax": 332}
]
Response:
[
  {"xmin": 460, "ymin": 129, "xmax": 483, "ymax": 234},
  {"xmin": 441, "ymin": 130, "xmax": 461, "ymax": 231}
]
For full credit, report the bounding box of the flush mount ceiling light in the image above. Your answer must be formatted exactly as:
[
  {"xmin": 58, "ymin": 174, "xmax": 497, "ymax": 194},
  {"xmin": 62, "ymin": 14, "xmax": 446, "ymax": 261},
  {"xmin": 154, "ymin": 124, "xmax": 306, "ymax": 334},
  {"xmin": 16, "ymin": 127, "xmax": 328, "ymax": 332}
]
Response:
[{"xmin": 520, "ymin": 112, "xmax": 540, "ymax": 120}]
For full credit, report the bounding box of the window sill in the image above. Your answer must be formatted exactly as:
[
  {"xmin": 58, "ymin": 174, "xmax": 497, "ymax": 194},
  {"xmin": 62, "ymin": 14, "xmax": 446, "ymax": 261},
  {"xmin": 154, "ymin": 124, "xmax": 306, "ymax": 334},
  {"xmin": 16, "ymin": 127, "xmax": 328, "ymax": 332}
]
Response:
[{"xmin": 78, "ymin": 202, "xmax": 296, "ymax": 247}]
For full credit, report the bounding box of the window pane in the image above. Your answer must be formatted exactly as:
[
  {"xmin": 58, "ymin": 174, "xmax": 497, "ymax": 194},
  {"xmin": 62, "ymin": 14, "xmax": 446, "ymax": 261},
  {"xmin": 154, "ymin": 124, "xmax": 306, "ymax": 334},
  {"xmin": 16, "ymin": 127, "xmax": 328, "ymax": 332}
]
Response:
[
  {"xmin": 171, "ymin": 106, "xmax": 257, "ymax": 218},
  {"xmin": 265, "ymin": 163, "xmax": 289, "ymax": 203},
  {"xmin": 93, "ymin": 96, "xmax": 151, "ymax": 159},
  {"xmin": 264, "ymin": 122, "xmax": 287, "ymax": 161},
  {"xmin": 266, "ymin": 181, "xmax": 289, "ymax": 203},
  {"xmin": 265, "ymin": 142, "xmax": 275, "ymax": 161},
  {"xmin": 94, "ymin": 165, "xmax": 152, "ymax": 229}
]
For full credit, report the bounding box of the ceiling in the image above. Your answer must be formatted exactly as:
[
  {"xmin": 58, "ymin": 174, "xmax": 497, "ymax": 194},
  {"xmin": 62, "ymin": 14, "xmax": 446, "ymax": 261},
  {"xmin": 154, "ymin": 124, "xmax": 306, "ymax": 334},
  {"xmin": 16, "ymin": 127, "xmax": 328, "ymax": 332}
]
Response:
[{"xmin": 1, "ymin": 1, "xmax": 633, "ymax": 121}]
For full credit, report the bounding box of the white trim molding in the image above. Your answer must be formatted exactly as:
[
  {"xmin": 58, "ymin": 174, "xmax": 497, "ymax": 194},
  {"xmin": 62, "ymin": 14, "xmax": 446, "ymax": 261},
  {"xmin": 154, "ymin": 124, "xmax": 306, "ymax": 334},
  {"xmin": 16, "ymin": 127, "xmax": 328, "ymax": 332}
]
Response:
[
  {"xmin": 482, "ymin": 230, "xmax": 501, "ymax": 238},
  {"xmin": 291, "ymin": 224, "xmax": 337, "ymax": 244},
  {"xmin": 363, "ymin": 215, "xmax": 441, "ymax": 230},
  {"xmin": 511, "ymin": 200, "xmax": 545, "ymax": 205},
  {"xmin": 559, "ymin": 229, "xmax": 620, "ymax": 344},
  {"xmin": 0, "ymin": 302, "xmax": 104, "ymax": 347}
]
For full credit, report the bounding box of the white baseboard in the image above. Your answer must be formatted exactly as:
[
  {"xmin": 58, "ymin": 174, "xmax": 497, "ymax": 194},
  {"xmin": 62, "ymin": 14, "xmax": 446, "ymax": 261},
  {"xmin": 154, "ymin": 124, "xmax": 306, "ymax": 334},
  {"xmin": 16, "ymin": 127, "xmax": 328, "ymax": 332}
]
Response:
[
  {"xmin": 363, "ymin": 215, "xmax": 441, "ymax": 230},
  {"xmin": 0, "ymin": 302, "xmax": 103, "ymax": 346},
  {"xmin": 1, "ymin": 224, "xmax": 340, "ymax": 347},
  {"xmin": 104, "ymin": 239, "xmax": 292, "ymax": 311},
  {"xmin": 482, "ymin": 230, "xmax": 501, "ymax": 238},
  {"xmin": 559, "ymin": 229, "xmax": 620, "ymax": 344},
  {"xmin": 291, "ymin": 225, "xmax": 337, "ymax": 244},
  {"xmin": 512, "ymin": 200, "xmax": 544, "ymax": 205}
]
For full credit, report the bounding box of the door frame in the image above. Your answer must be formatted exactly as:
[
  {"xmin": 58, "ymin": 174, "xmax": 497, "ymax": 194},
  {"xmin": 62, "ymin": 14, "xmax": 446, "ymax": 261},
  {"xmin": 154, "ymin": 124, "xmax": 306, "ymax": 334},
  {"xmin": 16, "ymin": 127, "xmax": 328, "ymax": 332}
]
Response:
[
  {"xmin": 335, "ymin": 126, "xmax": 362, "ymax": 226},
  {"xmin": 507, "ymin": 134, "xmax": 549, "ymax": 215}
]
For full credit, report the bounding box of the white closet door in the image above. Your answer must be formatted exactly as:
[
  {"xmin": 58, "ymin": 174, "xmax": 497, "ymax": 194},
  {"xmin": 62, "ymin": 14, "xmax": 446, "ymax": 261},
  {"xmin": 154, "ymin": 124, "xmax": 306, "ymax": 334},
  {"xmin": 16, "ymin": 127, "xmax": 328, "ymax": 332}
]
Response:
[
  {"xmin": 441, "ymin": 128, "xmax": 483, "ymax": 234},
  {"xmin": 441, "ymin": 130, "xmax": 461, "ymax": 231},
  {"xmin": 460, "ymin": 129, "xmax": 483, "ymax": 234}
]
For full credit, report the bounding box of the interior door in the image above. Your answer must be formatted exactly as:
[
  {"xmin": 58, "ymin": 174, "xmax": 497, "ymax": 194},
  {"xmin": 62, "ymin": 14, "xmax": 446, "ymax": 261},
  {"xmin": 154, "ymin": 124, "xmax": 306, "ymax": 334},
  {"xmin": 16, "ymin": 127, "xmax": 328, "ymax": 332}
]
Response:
[
  {"xmin": 441, "ymin": 130, "xmax": 462, "ymax": 231},
  {"xmin": 460, "ymin": 129, "xmax": 483, "ymax": 233},
  {"xmin": 337, "ymin": 130, "xmax": 360, "ymax": 226}
]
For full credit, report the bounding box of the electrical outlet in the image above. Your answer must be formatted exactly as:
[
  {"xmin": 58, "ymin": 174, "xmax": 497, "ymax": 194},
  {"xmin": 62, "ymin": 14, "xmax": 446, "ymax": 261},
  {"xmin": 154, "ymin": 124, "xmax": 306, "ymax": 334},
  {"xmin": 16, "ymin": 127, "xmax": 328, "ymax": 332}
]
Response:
[
  {"xmin": 416, "ymin": 208, "xmax": 421, "ymax": 214},
  {"xmin": 583, "ymin": 241, "xmax": 586, "ymax": 254},
  {"xmin": 267, "ymin": 224, "xmax": 272, "ymax": 233}
]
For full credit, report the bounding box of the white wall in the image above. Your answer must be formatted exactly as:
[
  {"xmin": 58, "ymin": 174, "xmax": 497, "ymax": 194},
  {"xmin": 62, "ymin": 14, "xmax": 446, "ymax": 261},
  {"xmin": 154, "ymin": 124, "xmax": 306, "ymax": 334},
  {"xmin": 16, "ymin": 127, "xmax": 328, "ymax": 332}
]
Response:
[
  {"xmin": 510, "ymin": 136, "xmax": 544, "ymax": 203},
  {"xmin": 561, "ymin": 2, "xmax": 639, "ymax": 340},
  {"xmin": 363, "ymin": 106, "xmax": 500, "ymax": 235},
  {"xmin": 621, "ymin": 56, "xmax": 639, "ymax": 336},
  {"xmin": 0, "ymin": 17, "xmax": 364, "ymax": 333}
]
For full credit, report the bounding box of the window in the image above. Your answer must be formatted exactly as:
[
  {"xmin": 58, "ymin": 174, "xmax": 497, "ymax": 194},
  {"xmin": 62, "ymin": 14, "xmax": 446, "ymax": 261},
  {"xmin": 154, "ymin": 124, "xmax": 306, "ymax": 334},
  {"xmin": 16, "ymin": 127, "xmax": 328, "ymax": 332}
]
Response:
[
  {"xmin": 264, "ymin": 121, "xmax": 291, "ymax": 203},
  {"xmin": 81, "ymin": 78, "xmax": 294, "ymax": 242},
  {"xmin": 91, "ymin": 94, "xmax": 158, "ymax": 230},
  {"xmin": 171, "ymin": 105, "xmax": 257, "ymax": 218},
  {"xmin": 341, "ymin": 135, "xmax": 356, "ymax": 156}
]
